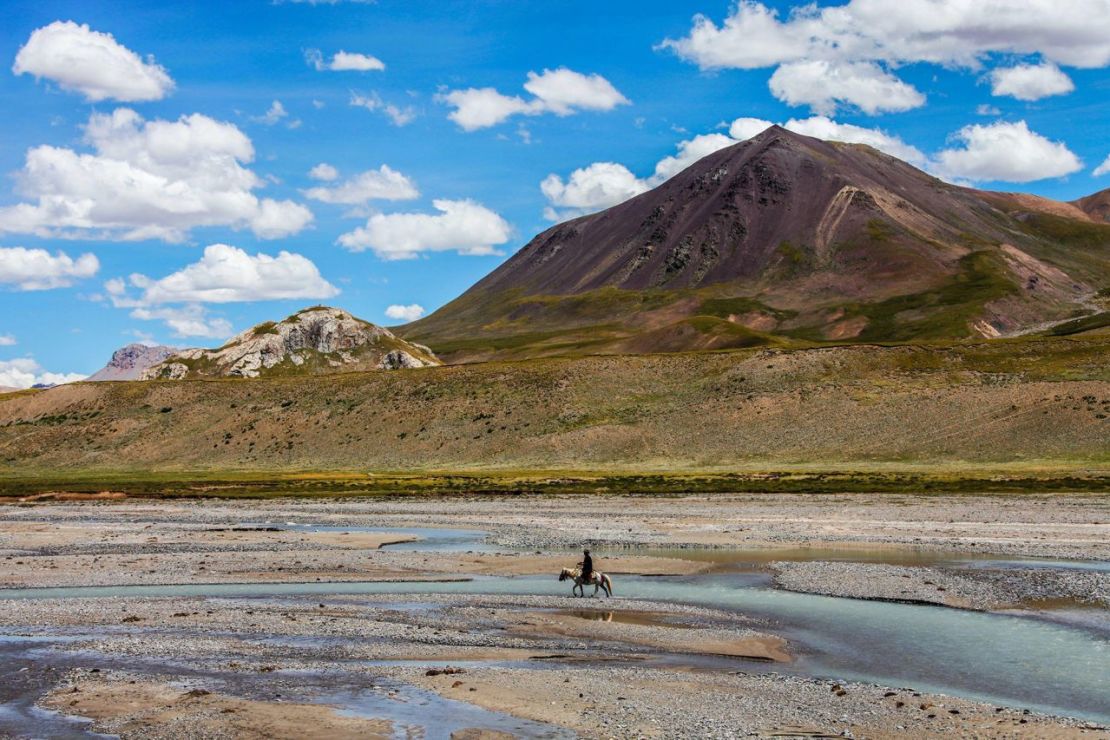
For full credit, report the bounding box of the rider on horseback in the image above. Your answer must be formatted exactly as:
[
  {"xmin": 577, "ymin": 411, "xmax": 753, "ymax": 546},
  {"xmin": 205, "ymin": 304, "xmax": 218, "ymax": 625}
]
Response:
[{"xmin": 579, "ymin": 549, "xmax": 593, "ymax": 582}]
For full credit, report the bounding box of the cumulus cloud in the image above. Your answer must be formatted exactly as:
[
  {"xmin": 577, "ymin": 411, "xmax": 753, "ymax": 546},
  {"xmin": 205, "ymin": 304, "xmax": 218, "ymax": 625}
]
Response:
[
  {"xmin": 990, "ymin": 62, "xmax": 1075, "ymax": 100},
  {"xmin": 350, "ymin": 91, "xmax": 417, "ymax": 126},
  {"xmin": 542, "ymin": 116, "xmax": 926, "ymax": 220},
  {"xmin": 0, "ymin": 335, "xmax": 15, "ymax": 346},
  {"xmin": 1094, "ymin": 155, "xmax": 1110, "ymax": 177},
  {"xmin": 650, "ymin": 133, "xmax": 739, "ymax": 182},
  {"xmin": 128, "ymin": 305, "xmax": 232, "ymax": 339},
  {"xmin": 304, "ymin": 165, "xmax": 418, "ymax": 204},
  {"xmin": 337, "ymin": 199, "xmax": 512, "ymax": 260},
  {"xmin": 0, "ymin": 247, "xmax": 99, "ymax": 290},
  {"xmin": 769, "ymin": 60, "xmax": 925, "ymax": 115},
  {"xmin": 934, "ymin": 120, "xmax": 1083, "ymax": 182},
  {"xmin": 0, "ymin": 108, "xmax": 313, "ymax": 242},
  {"xmin": 305, "ymin": 48, "xmax": 385, "ymax": 72},
  {"xmin": 120, "ymin": 244, "xmax": 339, "ymax": 305},
  {"xmin": 0, "ymin": 358, "xmax": 85, "ymax": 389},
  {"xmin": 541, "ymin": 163, "xmax": 650, "ymax": 220},
  {"xmin": 385, "ymin": 304, "xmax": 425, "ymax": 322},
  {"xmin": 661, "ymin": 1, "xmax": 1110, "ymax": 113},
  {"xmin": 440, "ymin": 67, "xmax": 628, "ymax": 131},
  {"xmin": 308, "ymin": 163, "xmax": 339, "ymax": 181},
  {"xmin": 106, "ymin": 244, "xmax": 338, "ymax": 337},
  {"xmin": 13, "ymin": 20, "xmax": 174, "ymax": 102}
]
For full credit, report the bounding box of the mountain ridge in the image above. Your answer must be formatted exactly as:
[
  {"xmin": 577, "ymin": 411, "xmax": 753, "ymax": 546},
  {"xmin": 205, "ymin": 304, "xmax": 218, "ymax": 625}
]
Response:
[{"xmin": 402, "ymin": 125, "xmax": 1110, "ymax": 362}]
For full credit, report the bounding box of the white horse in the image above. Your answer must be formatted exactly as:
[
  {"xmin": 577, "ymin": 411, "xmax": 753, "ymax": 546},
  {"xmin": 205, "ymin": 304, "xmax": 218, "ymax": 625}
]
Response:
[{"xmin": 559, "ymin": 567, "xmax": 613, "ymax": 598}]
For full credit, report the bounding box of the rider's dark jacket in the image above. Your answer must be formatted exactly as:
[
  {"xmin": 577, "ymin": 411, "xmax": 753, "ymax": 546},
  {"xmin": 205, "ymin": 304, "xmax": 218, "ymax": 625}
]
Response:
[{"xmin": 581, "ymin": 554, "xmax": 593, "ymax": 579}]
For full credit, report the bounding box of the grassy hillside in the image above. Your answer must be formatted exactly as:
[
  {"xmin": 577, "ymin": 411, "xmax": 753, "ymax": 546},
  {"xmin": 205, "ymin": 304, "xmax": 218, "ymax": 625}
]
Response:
[{"xmin": 1, "ymin": 334, "xmax": 1108, "ymax": 494}]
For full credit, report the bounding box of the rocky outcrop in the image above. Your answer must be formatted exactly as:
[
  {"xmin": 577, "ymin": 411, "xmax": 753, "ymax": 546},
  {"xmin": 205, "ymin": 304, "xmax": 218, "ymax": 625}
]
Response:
[
  {"xmin": 88, "ymin": 344, "xmax": 180, "ymax": 382},
  {"xmin": 143, "ymin": 306, "xmax": 441, "ymax": 380}
]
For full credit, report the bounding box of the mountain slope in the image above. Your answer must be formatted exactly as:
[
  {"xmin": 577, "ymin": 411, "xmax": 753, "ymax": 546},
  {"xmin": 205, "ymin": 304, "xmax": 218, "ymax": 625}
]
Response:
[
  {"xmin": 88, "ymin": 344, "xmax": 180, "ymax": 382},
  {"xmin": 144, "ymin": 306, "xmax": 441, "ymax": 379},
  {"xmin": 0, "ymin": 334, "xmax": 1107, "ymax": 479},
  {"xmin": 403, "ymin": 126, "xmax": 1109, "ymax": 362}
]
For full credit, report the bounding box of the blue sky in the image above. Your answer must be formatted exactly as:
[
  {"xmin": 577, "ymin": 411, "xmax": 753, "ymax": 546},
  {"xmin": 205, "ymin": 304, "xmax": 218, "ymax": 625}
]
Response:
[{"xmin": 2, "ymin": 0, "xmax": 1110, "ymax": 384}]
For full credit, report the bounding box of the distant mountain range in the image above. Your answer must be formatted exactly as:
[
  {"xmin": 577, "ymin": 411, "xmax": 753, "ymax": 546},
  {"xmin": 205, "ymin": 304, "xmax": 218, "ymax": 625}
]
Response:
[
  {"xmin": 402, "ymin": 125, "xmax": 1110, "ymax": 362},
  {"xmin": 142, "ymin": 306, "xmax": 440, "ymax": 379}
]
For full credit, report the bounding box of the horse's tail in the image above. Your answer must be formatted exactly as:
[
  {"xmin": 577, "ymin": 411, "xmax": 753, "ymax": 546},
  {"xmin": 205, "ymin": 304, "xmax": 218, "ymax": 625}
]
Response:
[{"xmin": 603, "ymin": 573, "xmax": 613, "ymax": 595}]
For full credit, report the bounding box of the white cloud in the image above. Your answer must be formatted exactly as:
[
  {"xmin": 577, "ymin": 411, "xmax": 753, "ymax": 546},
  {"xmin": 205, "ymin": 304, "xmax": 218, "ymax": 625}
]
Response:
[
  {"xmin": 130, "ymin": 305, "xmax": 232, "ymax": 339},
  {"xmin": 338, "ymin": 199, "xmax": 512, "ymax": 260},
  {"xmin": 934, "ymin": 120, "xmax": 1083, "ymax": 182},
  {"xmin": 441, "ymin": 67, "xmax": 628, "ymax": 131},
  {"xmin": 1091, "ymin": 155, "xmax": 1110, "ymax": 176},
  {"xmin": 303, "ymin": 165, "xmax": 419, "ymax": 204},
  {"xmin": 661, "ymin": 1, "xmax": 1110, "ymax": 113},
  {"xmin": 0, "ymin": 358, "xmax": 85, "ymax": 389},
  {"xmin": 106, "ymin": 244, "xmax": 337, "ymax": 337},
  {"xmin": 0, "ymin": 335, "xmax": 15, "ymax": 346},
  {"xmin": 121, "ymin": 243, "xmax": 339, "ymax": 305},
  {"xmin": 541, "ymin": 163, "xmax": 650, "ymax": 220},
  {"xmin": 990, "ymin": 62, "xmax": 1075, "ymax": 101},
  {"xmin": 439, "ymin": 88, "xmax": 535, "ymax": 131},
  {"xmin": 385, "ymin": 303, "xmax": 425, "ymax": 321},
  {"xmin": 13, "ymin": 20, "xmax": 174, "ymax": 102},
  {"xmin": 768, "ymin": 60, "xmax": 925, "ymax": 115},
  {"xmin": 350, "ymin": 91, "xmax": 417, "ymax": 126},
  {"xmin": 309, "ymin": 163, "xmax": 339, "ymax": 181},
  {"xmin": 252, "ymin": 100, "xmax": 288, "ymax": 125},
  {"xmin": 0, "ymin": 108, "xmax": 313, "ymax": 242},
  {"xmin": 542, "ymin": 115, "xmax": 926, "ymax": 220},
  {"xmin": 651, "ymin": 133, "xmax": 738, "ymax": 182},
  {"xmin": 976, "ymin": 104, "xmax": 1002, "ymax": 116},
  {"xmin": 306, "ymin": 48, "xmax": 385, "ymax": 72},
  {"xmin": 520, "ymin": 68, "xmax": 629, "ymax": 114},
  {"xmin": 0, "ymin": 247, "xmax": 99, "ymax": 290}
]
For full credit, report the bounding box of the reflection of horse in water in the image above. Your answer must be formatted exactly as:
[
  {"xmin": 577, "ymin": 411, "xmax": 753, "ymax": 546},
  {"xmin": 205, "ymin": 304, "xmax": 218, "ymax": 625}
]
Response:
[{"xmin": 558, "ymin": 567, "xmax": 613, "ymax": 597}]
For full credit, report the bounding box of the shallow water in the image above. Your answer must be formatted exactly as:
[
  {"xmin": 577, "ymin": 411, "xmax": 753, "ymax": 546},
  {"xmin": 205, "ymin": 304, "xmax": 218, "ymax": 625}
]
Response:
[
  {"xmin": 4, "ymin": 526, "xmax": 1108, "ymax": 728},
  {"xmin": 3, "ymin": 573, "xmax": 1108, "ymax": 723}
]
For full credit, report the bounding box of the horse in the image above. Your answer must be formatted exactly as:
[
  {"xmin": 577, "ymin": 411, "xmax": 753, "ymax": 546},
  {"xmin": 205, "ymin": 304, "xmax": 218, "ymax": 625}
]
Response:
[{"xmin": 558, "ymin": 567, "xmax": 614, "ymax": 598}]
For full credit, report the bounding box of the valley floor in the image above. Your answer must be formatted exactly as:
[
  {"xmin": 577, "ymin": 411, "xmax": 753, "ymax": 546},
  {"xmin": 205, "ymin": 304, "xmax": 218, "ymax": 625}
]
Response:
[{"xmin": 1, "ymin": 494, "xmax": 1108, "ymax": 738}]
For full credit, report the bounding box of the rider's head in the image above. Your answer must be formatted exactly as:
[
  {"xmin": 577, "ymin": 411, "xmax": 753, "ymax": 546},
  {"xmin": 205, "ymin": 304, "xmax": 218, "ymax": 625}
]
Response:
[{"xmin": 583, "ymin": 548, "xmax": 590, "ymax": 555}]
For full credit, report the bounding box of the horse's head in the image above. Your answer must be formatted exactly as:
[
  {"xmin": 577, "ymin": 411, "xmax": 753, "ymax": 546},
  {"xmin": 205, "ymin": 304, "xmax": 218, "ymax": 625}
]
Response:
[{"xmin": 558, "ymin": 568, "xmax": 572, "ymax": 582}]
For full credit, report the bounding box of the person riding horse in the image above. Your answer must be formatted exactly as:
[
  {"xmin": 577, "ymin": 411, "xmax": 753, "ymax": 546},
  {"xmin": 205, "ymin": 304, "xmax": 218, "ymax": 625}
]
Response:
[{"xmin": 579, "ymin": 549, "xmax": 593, "ymax": 583}]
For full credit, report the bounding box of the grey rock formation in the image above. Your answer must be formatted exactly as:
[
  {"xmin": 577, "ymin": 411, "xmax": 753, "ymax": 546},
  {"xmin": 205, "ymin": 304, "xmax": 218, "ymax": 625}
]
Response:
[
  {"xmin": 88, "ymin": 344, "xmax": 180, "ymax": 382},
  {"xmin": 143, "ymin": 306, "xmax": 441, "ymax": 380}
]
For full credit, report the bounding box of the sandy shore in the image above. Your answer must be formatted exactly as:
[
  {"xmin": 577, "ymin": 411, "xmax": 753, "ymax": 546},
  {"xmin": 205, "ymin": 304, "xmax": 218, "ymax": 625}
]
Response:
[{"xmin": 2, "ymin": 494, "xmax": 1108, "ymax": 738}]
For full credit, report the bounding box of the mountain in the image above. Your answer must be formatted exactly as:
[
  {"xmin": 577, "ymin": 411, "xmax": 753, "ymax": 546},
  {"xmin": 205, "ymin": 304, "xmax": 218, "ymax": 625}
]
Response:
[
  {"xmin": 1073, "ymin": 188, "xmax": 1110, "ymax": 223},
  {"xmin": 87, "ymin": 343, "xmax": 180, "ymax": 382},
  {"xmin": 143, "ymin": 306, "xmax": 441, "ymax": 379},
  {"xmin": 402, "ymin": 125, "xmax": 1110, "ymax": 362}
]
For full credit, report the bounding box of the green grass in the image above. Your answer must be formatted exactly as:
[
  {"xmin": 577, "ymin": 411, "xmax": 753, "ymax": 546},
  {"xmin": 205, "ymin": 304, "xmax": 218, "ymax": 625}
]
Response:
[
  {"xmin": 842, "ymin": 251, "xmax": 1016, "ymax": 342},
  {"xmin": 1046, "ymin": 311, "xmax": 1110, "ymax": 337},
  {"xmin": 252, "ymin": 321, "xmax": 279, "ymax": 336},
  {"xmin": 4, "ymin": 469, "xmax": 1110, "ymax": 498},
  {"xmin": 1020, "ymin": 213, "xmax": 1110, "ymax": 249},
  {"xmin": 698, "ymin": 296, "xmax": 797, "ymax": 321}
]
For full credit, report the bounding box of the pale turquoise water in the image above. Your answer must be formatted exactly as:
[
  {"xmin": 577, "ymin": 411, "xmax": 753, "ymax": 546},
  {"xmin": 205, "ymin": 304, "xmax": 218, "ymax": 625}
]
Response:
[{"xmin": 2, "ymin": 574, "xmax": 1107, "ymax": 723}]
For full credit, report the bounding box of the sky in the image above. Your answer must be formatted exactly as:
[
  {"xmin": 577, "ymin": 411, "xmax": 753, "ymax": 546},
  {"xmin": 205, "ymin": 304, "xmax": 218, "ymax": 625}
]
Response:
[{"xmin": 2, "ymin": 0, "xmax": 1110, "ymax": 386}]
